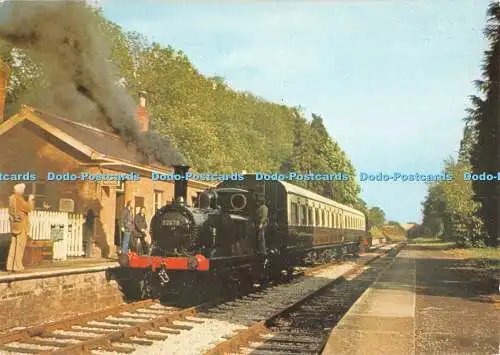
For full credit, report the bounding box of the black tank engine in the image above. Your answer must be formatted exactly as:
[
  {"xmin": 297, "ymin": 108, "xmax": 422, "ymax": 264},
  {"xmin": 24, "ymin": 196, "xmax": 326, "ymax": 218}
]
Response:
[{"xmin": 125, "ymin": 165, "xmax": 366, "ymax": 300}]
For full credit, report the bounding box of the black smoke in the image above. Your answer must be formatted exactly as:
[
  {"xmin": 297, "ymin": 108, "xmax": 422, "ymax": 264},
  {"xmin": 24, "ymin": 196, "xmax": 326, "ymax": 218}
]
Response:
[{"xmin": 0, "ymin": 0, "xmax": 185, "ymax": 165}]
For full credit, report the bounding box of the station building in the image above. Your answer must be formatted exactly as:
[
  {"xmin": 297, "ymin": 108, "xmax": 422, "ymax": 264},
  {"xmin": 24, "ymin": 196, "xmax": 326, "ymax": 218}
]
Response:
[{"xmin": 0, "ymin": 58, "xmax": 213, "ymax": 260}]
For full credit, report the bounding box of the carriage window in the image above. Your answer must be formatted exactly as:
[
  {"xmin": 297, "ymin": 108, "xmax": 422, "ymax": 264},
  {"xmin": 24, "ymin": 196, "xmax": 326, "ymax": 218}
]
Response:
[
  {"xmin": 300, "ymin": 205, "xmax": 307, "ymax": 225},
  {"xmin": 291, "ymin": 202, "xmax": 298, "ymax": 225}
]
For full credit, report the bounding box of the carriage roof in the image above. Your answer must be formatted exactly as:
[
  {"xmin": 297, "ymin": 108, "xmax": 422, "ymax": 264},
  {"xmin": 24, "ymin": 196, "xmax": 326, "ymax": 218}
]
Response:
[{"xmin": 278, "ymin": 180, "xmax": 365, "ymax": 217}]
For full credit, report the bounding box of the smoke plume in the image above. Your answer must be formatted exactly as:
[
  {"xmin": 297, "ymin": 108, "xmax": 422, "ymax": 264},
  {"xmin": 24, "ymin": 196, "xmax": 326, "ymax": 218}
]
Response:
[{"xmin": 0, "ymin": 0, "xmax": 185, "ymax": 165}]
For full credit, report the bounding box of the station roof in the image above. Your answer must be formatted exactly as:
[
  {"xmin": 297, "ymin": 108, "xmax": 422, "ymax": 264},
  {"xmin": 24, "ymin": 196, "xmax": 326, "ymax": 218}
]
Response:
[{"xmin": 0, "ymin": 105, "xmax": 214, "ymax": 188}]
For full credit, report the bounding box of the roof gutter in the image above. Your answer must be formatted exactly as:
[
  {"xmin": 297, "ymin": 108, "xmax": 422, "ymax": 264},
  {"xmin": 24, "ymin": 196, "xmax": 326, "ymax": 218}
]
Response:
[{"xmin": 80, "ymin": 157, "xmax": 215, "ymax": 188}]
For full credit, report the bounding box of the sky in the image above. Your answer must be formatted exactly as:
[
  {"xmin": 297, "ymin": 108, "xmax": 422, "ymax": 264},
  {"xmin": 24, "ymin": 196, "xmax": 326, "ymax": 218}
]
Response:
[{"xmin": 101, "ymin": 0, "xmax": 491, "ymax": 223}]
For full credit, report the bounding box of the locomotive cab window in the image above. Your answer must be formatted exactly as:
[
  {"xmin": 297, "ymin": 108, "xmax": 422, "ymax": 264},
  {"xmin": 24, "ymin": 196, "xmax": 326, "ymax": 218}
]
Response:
[{"xmin": 199, "ymin": 191, "xmax": 217, "ymax": 209}]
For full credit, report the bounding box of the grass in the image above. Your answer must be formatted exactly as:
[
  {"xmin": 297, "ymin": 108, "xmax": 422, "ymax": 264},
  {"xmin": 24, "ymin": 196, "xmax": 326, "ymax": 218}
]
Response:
[
  {"xmin": 408, "ymin": 236, "xmax": 456, "ymax": 248},
  {"xmin": 409, "ymin": 236, "xmax": 500, "ymax": 271},
  {"xmin": 385, "ymin": 234, "xmax": 407, "ymax": 242},
  {"xmin": 443, "ymin": 247, "xmax": 500, "ymax": 260}
]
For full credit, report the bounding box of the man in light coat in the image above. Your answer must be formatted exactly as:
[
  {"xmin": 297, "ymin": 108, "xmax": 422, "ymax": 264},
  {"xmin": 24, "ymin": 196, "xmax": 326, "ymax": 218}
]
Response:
[{"xmin": 7, "ymin": 183, "xmax": 34, "ymax": 272}]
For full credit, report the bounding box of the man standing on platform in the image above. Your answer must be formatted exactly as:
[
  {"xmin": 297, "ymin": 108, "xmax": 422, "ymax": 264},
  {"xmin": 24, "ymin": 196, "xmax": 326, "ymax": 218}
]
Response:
[
  {"xmin": 120, "ymin": 200, "xmax": 134, "ymax": 255},
  {"xmin": 6, "ymin": 183, "xmax": 34, "ymax": 272},
  {"xmin": 133, "ymin": 207, "xmax": 150, "ymax": 254}
]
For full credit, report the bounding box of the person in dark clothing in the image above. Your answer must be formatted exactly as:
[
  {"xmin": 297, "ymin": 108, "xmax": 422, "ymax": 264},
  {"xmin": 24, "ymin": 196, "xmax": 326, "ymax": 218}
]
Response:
[
  {"xmin": 254, "ymin": 198, "xmax": 268, "ymax": 255},
  {"xmin": 133, "ymin": 207, "xmax": 150, "ymax": 254},
  {"xmin": 120, "ymin": 201, "xmax": 134, "ymax": 254},
  {"xmin": 84, "ymin": 209, "xmax": 95, "ymax": 257}
]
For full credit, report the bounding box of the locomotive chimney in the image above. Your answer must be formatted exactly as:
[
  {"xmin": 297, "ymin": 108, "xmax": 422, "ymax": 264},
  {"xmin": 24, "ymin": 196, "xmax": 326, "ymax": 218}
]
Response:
[
  {"xmin": 173, "ymin": 165, "xmax": 190, "ymax": 204},
  {"xmin": 136, "ymin": 90, "xmax": 150, "ymax": 132}
]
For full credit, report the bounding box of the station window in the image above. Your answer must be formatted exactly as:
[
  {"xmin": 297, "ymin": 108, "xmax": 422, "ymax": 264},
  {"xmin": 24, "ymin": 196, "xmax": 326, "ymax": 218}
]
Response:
[
  {"xmin": 134, "ymin": 196, "xmax": 144, "ymax": 215},
  {"xmin": 25, "ymin": 182, "xmax": 47, "ymax": 209},
  {"xmin": 308, "ymin": 207, "xmax": 313, "ymax": 226},
  {"xmin": 153, "ymin": 190, "xmax": 163, "ymax": 213},
  {"xmin": 315, "ymin": 209, "xmax": 320, "ymax": 227}
]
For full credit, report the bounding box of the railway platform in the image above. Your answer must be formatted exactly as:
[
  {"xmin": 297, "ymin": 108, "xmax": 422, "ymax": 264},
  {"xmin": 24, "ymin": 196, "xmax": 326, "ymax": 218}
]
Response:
[
  {"xmin": 0, "ymin": 257, "xmax": 123, "ymax": 334},
  {"xmin": 322, "ymin": 245, "xmax": 499, "ymax": 355}
]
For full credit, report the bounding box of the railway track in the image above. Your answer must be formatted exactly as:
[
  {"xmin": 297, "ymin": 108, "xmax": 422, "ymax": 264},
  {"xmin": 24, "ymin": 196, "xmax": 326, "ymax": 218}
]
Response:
[
  {"xmin": 0, "ymin": 244, "xmax": 399, "ymax": 355},
  {"xmin": 206, "ymin": 243, "xmax": 405, "ymax": 355}
]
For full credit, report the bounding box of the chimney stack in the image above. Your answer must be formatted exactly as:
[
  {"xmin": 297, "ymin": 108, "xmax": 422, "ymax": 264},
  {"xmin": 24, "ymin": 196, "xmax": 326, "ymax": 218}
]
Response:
[
  {"xmin": 172, "ymin": 165, "xmax": 190, "ymax": 204},
  {"xmin": 136, "ymin": 90, "xmax": 150, "ymax": 132},
  {"xmin": 0, "ymin": 58, "xmax": 11, "ymax": 122}
]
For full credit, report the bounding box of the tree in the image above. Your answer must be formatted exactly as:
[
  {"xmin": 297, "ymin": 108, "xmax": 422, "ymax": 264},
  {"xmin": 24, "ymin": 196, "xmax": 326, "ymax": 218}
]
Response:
[
  {"xmin": 367, "ymin": 207, "xmax": 385, "ymax": 228},
  {"xmin": 282, "ymin": 113, "xmax": 360, "ymax": 205},
  {"xmin": 466, "ymin": 1, "xmax": 500, "ymax": 247},
  {"xmin": 422, "ymin": 158, "xmax": 485, "ymax": 247},
  {"xmin": 2, "ymin": 8, "xmax": 365, "ymax": 212}
]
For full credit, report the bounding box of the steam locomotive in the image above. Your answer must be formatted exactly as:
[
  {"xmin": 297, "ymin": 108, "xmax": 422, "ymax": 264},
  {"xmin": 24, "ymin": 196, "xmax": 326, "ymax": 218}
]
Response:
[{"xmin": 122, "ymin": 165, "xmax": 367, "ymax": 300}]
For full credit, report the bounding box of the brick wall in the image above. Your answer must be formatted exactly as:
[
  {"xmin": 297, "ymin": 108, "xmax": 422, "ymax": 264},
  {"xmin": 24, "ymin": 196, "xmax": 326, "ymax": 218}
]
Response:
[{"xmin": 0, "ymin": 269, "xmax": 125, "ymax": 332}]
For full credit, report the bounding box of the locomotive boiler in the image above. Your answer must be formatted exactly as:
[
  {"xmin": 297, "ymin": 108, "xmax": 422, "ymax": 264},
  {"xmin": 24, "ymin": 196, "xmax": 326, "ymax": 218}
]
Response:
[{"xmin": 123, "ymin": 166, "xmax": 368, "ymax": 300}]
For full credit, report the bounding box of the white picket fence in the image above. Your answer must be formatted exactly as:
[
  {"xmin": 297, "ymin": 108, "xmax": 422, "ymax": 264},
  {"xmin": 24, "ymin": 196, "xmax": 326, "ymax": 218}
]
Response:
[{"xmin": 0, "ymin": 209, "xmax": 85, "ymax": 261}]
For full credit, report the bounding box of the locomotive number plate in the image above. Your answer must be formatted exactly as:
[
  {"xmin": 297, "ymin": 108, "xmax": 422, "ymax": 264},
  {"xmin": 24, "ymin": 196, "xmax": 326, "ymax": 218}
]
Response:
[{"xmin": 161, "ymin": 219, "xmax": 183, "ymax": 227}]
